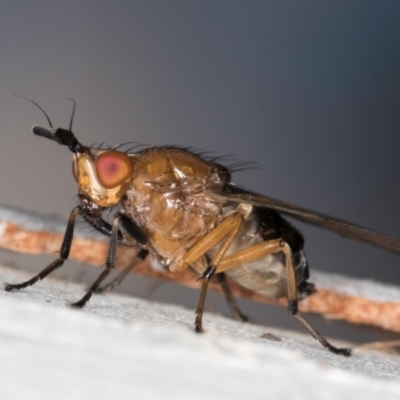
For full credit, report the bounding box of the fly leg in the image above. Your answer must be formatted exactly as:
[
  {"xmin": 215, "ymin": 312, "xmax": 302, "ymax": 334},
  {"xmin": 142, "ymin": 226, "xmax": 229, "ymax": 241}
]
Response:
[
  {"xmin": 216, "ymin": 273, "xmax": 248, "ymax": 322},
  {"xmin": 97, "ymin": 249, "xmax": 149, "ymax": 294},
  {"xmin": 5, "ymin": 207, "xmax": 79, "ymax": 292},
  {"xmin": 282, "ymin": 242, "xmax": 352, "ymax": 356},
  {"xmin": 180, "ymin": 208, "xmax": 246, "ymax": 332},
  {"xmin": 195, "ymin": 270, "xmax": 213, "ymax": 333},
  {"xmin": 217, "ymin": 239, "xmax": 352, "ymax": 357},
  {"xmin": 96, "ymin": 214, "xmax": 148, "ymax": 293},
  {"xmin": 71, "ymin": 214, "xmax": 122, "ymax": 308},
  {"xmin": 81, "ymin": 210, "xmax": 149, "ymax": 294},
  {"xmin": 204, "ymin": 250, "xmax": 248, "ymax": 322}
]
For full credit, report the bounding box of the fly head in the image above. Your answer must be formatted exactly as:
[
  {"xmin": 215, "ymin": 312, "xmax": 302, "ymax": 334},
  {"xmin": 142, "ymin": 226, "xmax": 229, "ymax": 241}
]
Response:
[{"xmin": 21, "ymin": 96, "xmax": 134, "ymax": 208}]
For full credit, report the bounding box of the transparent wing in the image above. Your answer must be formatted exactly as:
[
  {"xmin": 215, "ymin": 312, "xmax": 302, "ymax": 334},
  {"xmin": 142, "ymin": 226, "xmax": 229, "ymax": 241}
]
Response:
[{"xmin": 218, "ymin": 184, "xmax": 400, "ymax": 255}]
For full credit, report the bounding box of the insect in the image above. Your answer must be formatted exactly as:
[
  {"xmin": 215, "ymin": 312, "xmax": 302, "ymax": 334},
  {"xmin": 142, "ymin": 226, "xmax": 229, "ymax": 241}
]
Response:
[{"xmin": 6, "ymin": 98, "xmax": 400, "ymax": 356}]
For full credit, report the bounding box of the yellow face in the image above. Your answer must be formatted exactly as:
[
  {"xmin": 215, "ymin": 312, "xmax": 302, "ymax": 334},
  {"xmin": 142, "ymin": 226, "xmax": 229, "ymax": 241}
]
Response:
[{"xmin": 72, "ymin": 147, "xmax": 134, "ymax": 207}]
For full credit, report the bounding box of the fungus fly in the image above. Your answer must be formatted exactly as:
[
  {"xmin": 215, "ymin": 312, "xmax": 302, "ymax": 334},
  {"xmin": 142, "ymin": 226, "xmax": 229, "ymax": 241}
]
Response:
[{"xmin": 6, "ymin": 98, "xmax": 400, "ymax": 356}]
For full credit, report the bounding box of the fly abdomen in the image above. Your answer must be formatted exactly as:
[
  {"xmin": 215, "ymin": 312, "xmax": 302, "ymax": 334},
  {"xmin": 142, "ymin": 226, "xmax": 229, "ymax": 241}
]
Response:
[{"xmin": 222, "ymin": 205, "xmax": 314, "ymax": 300}]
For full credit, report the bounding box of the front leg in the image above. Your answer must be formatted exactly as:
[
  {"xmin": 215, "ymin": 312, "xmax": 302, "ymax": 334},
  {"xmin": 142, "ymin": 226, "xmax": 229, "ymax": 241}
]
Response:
[
  {"xmin": 71, "ymin": 213, "xmax": 122, "ymax": 308},
  {"xmin": 78, "ymin": 204, "xmax": 149, "ymax": 294},
  {"xmin": 5, "ymin": 207, "xmax": 79, "ymax": 292},
  {"xmin": 95, "ymin": 214, "xmax": 149, "ymax": 293}
]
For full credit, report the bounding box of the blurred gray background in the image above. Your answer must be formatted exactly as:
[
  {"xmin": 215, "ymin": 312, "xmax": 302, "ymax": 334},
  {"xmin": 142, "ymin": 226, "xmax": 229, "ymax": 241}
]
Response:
[{"xmin": 0, "ymin": 1, "xmax": 400, "ymax": 342}]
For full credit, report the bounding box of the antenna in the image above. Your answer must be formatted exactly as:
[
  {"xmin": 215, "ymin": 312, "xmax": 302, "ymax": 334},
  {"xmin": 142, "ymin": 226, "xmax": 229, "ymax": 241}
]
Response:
[
  {"xmin": 14, "ymin": 95, "xmax": 54, "ymax": 128},
  {"xmin": 67, "ymin": 98, "xmax": 76, "ymax": 131}
]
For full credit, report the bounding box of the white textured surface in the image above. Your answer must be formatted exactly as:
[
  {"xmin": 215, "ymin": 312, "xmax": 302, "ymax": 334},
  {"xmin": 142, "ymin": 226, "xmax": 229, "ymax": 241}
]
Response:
[
  {"xmin": 1, "ymin": 266, "xmax": 400, "ymax": 400},
  {"xmin": 313, "ymin": 270, "xmax": 400, "ymax": 302}
]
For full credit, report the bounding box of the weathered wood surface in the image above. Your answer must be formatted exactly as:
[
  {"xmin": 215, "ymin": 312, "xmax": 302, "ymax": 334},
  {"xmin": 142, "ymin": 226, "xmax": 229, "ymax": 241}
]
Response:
[{"xmin": 1, "ymin": 204, "xmax": 400, "ymax": 332}]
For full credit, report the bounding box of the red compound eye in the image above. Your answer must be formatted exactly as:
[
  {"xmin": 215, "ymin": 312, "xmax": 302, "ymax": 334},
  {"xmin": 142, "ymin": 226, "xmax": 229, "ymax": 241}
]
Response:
[{"xmin": 95, "ymin": 151, "xmax": 133, "ymax": 189}]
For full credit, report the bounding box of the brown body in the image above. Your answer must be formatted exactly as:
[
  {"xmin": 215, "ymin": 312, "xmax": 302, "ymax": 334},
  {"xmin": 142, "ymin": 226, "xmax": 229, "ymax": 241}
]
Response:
[
  {"xmin": 117, "ymin": 147, "xmax": 311, "ymax": 300},
  {"xmin": 123, "ymin": 147, "xmax": 227, "ymax": 272}
]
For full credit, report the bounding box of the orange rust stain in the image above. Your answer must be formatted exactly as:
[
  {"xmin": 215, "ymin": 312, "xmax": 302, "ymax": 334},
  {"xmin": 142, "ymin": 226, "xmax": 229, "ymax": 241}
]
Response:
[{"xmin": 2, "ymin": 219, "xmax": 400, "ymax": 332}]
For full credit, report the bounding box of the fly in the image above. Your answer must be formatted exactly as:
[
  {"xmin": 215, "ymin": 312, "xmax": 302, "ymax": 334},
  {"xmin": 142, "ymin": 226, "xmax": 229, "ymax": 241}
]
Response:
[{"xmin": 6, "ymin": 98, "xmax": 400, "ymax": 357}]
